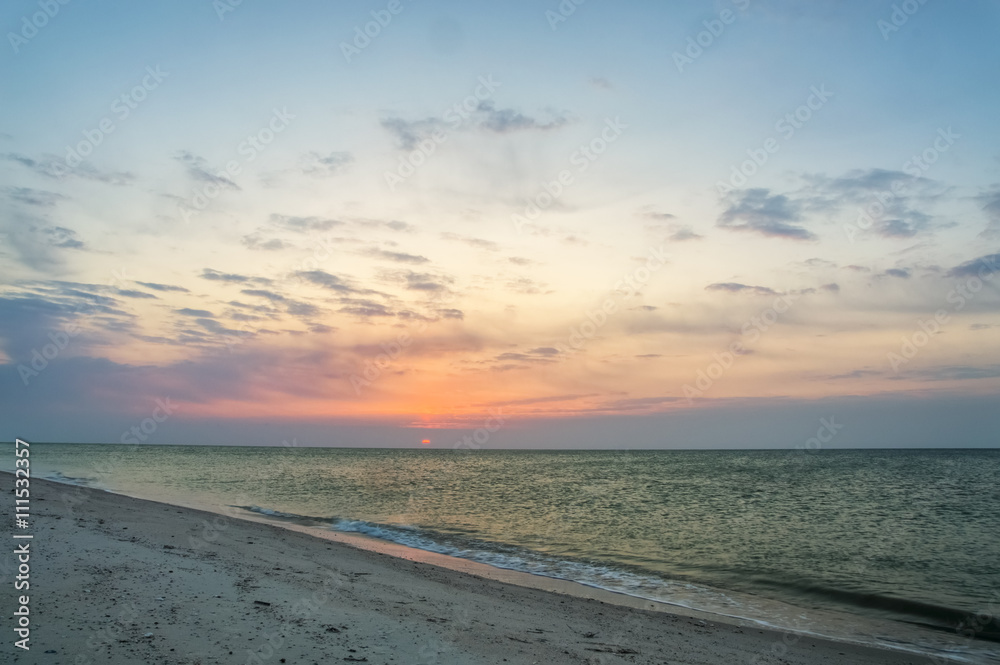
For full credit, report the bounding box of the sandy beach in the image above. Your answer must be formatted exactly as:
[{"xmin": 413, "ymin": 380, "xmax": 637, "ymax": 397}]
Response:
[{"xmin": 4, "ymin": 473, "xmax": 935, "ymax": 665}]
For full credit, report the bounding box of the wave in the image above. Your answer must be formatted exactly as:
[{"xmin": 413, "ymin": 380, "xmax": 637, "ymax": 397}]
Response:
[
  {"xmin": 42, "ymin": 471, "xmax": 100, "ymax": 487},
  {"xmin": 757, "ymin": 579, "xmax": 1000, "ymax": 643}
]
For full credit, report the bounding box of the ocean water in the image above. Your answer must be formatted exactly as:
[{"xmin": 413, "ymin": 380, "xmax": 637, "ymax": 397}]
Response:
[{"xmin": 11, "ymin": 444, "xmax": 1000, "ymax": 662}]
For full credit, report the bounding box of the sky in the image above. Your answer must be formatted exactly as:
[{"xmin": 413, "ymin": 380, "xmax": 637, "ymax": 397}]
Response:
[{"xmin": 1, "ymin": 0, "xmax": 999, "ymax": 448}]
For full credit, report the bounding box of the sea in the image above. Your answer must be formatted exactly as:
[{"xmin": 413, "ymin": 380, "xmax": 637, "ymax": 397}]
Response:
[{"xmin": 9, "ymin": 444, "xmax": 1000, "ymax": 663}]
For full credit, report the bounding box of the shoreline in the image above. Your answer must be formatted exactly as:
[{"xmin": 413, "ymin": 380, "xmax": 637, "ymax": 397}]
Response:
[{"xmin": 4, "ymin": 472, "xmax": 985, "ymax": 664}]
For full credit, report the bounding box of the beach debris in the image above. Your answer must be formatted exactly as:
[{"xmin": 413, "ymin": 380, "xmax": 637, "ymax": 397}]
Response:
[
  {"xmin": 163, "ymin": 544, "xmax": 175, "ymax": 549},
  {"xmin": 323, "ymin": 625, "xmax": 341, "ymax": 633},
  {"xmin": 343, "ymin": 658, "xmax": 367, "ymax": 662},
  {"xmin": 253, "ymin": 600, "xmax": 271, "ymax": 606},
  {"xmin": 143, "ymin": 632, "xmax": 153, "ymax": 638},
  {"xmin": 155, "ymin": 597, "xmax": 165, "ymax": 601}
]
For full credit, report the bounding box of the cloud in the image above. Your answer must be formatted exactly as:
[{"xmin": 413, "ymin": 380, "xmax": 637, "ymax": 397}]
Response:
[
  {"xmin": 175, "ymin": 151, "xmax": 240, "ymax": 191},
  {"xmin": 242, "ymin": 234, "xmax": 289, "ymax": 251},
  {"xmin": 238, "ymin": 289, "xmax": 322, "ymax": 320},
  {"xmin": 292, "ymin": 270, "xmax": 359, "ymax": 293},
  {"xmin": 596, "ymin": 395, "xmax": 681, "ymax": 412},
  {"xmin": 589, "ymin": 77, "xmax": 613, "ymax": 90},
  {"xmin": 355, "ymin": 219, "xmax": 417, "ymax": 233},
  {"xmin": 508, "ymin": 257, "xmax": 534, "ymax": 266},
  {"xmin": 978, "ymin": 186, "xmax": 1000, "ymax": 239},
  {"xmin": 176, "ymin": 308, "xmax": 215, "ymax": 317},
  {"xmin": 946, "ymin": 253, "xmax": 1000, "ymax": 279},
  {"xmin": 4, "ymin": 187, "xmax": 66, "ymax": 207},
  {"xmin": 364, "ymin": 248, "xmax": 429, "ymax": 264},
  {"xmin": 880, "ymin": 268, "xmax": 911, "ymax": 279},
  {"xmin": 374, "ymin": 270, "xmax": 454, "ymax": 295},
  {"xmin": 668, "ymin": 226, "xmax": 703, "ymax": 242},
  {"xmin": 135, "ymin": 281, "xmax": 190, "ymax": 293},
  {"xmin": 269, "ymin": 214, "xmax": 343, "ymax": 233},
  {"xmin": 3, "ymin": 153, "xmax": 134, "ymax": 184},
  {"xmin": 436, "ymin": 308, "xmax": 464, "ymax": 320},
  {"xmin": 381, "ymin": 103, "xmax": 569, "ymax": 150},
  {"xmin": 380, "ymin": 117, "xmax": 446, "ymax": 151},
  {"xmin": 115, "ymin": 289, "xmax": 157, "ymax": 299},
  {"xmin": 717, "ymin": 189, "xmax": 816, "ymax": 240},
  {"xmin": 43, "ymin": 226, "xmax": 85, "ymax": 249},
  {"xmin": 801, "ymin": 169, "xmax": 948, "ymax": 237},
  {"xmin": 874, "ymin": 212, "xmax": 936, "ymax": 239},
  {"xmin": 896, "ymin": 364, "xmax": 1000, "ymax": 382},
  {"xmin": 507, "ymin": 277, "xmax": 549, "ymax": 295},
  {"xmin": 441, "ymin": 232, "xmax": 499, "ymax": 251},
  {"xmin": 705, "ymin": 282, "xmax": 779, "ymax": 296},
  {"xmin": 639, "ymin": 209, "xmax": 676, "ymax": 221},
  {"xmin": 339, "ymin": 300, "xmax": 394, "ymax": 318},
  {"xmin": 200, "ymin": 269, "xmax": 273, "ymax": 286},
  {"xmin": 474, "ymin": 101, "xmax": 570, "ymax": 134},
  {"xmin": 300, "ymin": 151, "xmax": 354, "ymax": 176}
]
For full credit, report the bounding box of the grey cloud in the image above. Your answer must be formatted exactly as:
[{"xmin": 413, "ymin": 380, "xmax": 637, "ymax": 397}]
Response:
[
  {"xmin": 4, "ymin": 187, "xmax": 66, "ymax": 206},
  {"xmin": 718, "ymin": 189, "xmax": 816, "ymax": 240},
  {"xmin": 301, "ymin": 151, "xmax": 354, "ymax": 176},
  {"xmin": 293, "ymin": 270, "xmax": 359, "ymax": 293},
  {"xmin": 242, "ymin": 234, "xmax": 289, "ymax": 251},
  {"xmin": 705, "ymin": 282, "xmax": 779, "ymax": 296},
  {"xmin": 116, "ymin": 289, "xmax": 157, "ymax": 299},
  {"xmin": 175, "ymin": 151, "xmax": 240, "ymax": 191},
  {"xmin": 269, "ymin": 214, "xmax": 343, "ymax": 233},
  {"xmin": 364, "ymin": 248, "xmax": 429, "ymax": 264},
  {"xmin": 441, "ymin": 232, "xmax": 499, "ymax": 251},
  {"xmin": 135, "ymin": 281, "xmax": 190, "ymax": 293},
  {"xmin": 3, "ymin": 153, "xmax": 134, "ymax": 185},
  {"xmin": 201, "ymin": 269, "xmax": 273, "ymax": 286},
  {"xmin": 947, "ymin": 253, "xmax": 1000, "ymax": 279},
  {"xmin": 176, "ymin": 308, "xmax": 215, "ymax": 317}
]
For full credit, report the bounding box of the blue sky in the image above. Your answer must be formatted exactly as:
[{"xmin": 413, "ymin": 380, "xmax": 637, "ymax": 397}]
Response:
[{"xmin": 1, "ymin": 0, "xmax": 999, "ymax": 447}]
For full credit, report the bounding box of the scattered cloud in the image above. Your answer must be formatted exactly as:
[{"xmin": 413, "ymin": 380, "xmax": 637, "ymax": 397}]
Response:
[
  {"xmin": 363, "ymin": 248, "xmax": 429, "ymax": 264},
  {"xmin": 200, "ymin": 269, "xmax": 273, "ymax": 285},
  {"xmin": 705, "ymin": 282, "xmax": 779, "ymax": 296},
  {"xmin": 717, "ymin": 189, "xmax": 816, "ymax": 240},
  {"xmin": 3, "ymin": 153, "xmax": 134, "ymax": 184},
  {"xmin": 269, "ymin": 214, "xmax": 343, "ymax": 233},
  {"xmin": 135, "ymin": 281, "xmax": 190, "ymax": 293},
  {"xmin": 441, "ymin": 232, "xmax": 499, "ymax": 251},
  {"xmin": 300, "ymin": 151, "xmax": 354, "ymax": 176},
  {"xmin": 4, "ymin": 187, "xmax": 66, "ymax": 207},
  {"xmin": 175, "ymin": 151, "xmax": 240, "ymax": 191}
]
